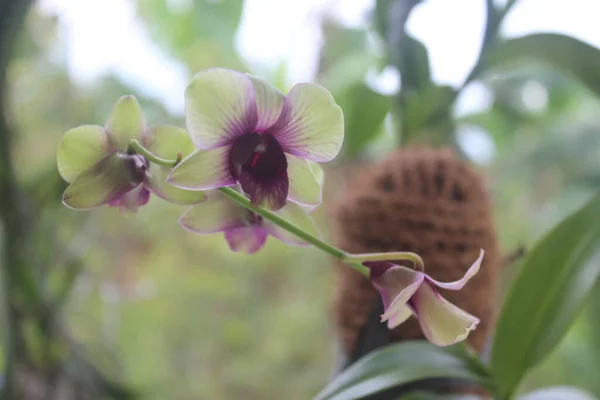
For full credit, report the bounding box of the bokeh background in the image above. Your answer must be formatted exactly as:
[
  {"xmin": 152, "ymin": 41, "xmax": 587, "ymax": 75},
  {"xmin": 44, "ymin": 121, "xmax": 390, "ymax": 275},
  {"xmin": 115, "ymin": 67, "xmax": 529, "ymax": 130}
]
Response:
[{"xmin": 2, "ymin": 0, "xmax": 600, "ymax": 398}]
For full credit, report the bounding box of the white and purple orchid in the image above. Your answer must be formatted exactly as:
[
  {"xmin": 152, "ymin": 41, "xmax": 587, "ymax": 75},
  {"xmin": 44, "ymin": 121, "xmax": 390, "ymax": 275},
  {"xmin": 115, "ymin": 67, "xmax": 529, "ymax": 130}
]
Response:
[
  {"xmin": 167, "ymin": 68, "xmax": 344, "ymax": 211},
  {"xmin": 57, "ymin": 95, "xmax": 206, "ymax": 212},
  {"xmin": 180, "ymin": 191, "xmax": 319, "ymax": 254},
  {"xmin": 363, "ymin": 249, "xmax": 484, "ymax": 347}
]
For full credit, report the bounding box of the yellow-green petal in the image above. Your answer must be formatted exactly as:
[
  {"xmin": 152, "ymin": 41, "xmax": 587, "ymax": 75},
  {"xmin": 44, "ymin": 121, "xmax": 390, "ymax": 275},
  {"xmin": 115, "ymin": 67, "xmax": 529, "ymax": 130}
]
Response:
[
  {"xmin": 62, "ymin": 154, "xmax": 142, "ymax": 210},
  {"xmin": 247, "ymin": 74, "xmax": 285, "ymax": 131},
  {"xmin": 143, "ymin": 125, "xmax": 196, "ymax": 160},
  {"xmin": 146, "ymin": 164, "xmax": 206, "ymax": 205},
  {"xmin": 271, "ymin": 83, "xmax": 344, "ymax": 162},
  {"xmin": 412, "ymin": 283, "xmax": 480, "ymax": 347},
  {"xmin": 185, "ymin": 68, "xmax": 257, "ymax": 149},
  {"xmin": 180, "ymin": 193, "xmax": 244, "ymax": 234},
  {"xmin": 267, "ymin": 202, "xmax": 320, "ymax": 246},
  {"xmin": 286, "ymin": 154, "xmax": 322, "ymax": 207},
  {"xmin": 167, "ymin": 148, "xmax": 235, "ymax": 190},
  {"xmin": 105, "ymin": 95, "xmax": 145, "ymax": 149},
  {"xmin": 308, "ymin": 160, "xmax": 324, "ymax": 186},
  {"xmin": 57, "ymin": 124, "xmax": 111, "ymax": 183}
]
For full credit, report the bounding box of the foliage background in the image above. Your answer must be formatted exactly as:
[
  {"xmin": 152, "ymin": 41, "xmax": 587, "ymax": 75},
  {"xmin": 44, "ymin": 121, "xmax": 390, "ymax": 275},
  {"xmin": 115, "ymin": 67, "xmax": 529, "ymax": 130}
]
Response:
[{"xmin": 3, "ymin": 0, "xmax": 600, "ymax": 398}]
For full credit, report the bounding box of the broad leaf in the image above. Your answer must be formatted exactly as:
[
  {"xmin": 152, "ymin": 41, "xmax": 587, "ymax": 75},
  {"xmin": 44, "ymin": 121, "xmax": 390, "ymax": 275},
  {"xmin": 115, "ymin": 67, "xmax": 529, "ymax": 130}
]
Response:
[
  {"xmin": 403, "ymin": 85, "xmax": 456, "ymax": 142},
  {"xmin": 337, "ymin": 84, "xmax": 392, "ymax": 158},
  {"xmin": 485, "ymin": 33, "xmax": 600, "ymax": 98},
  {"xmin": 519, "ymin": 386, "xmax": 598, "ymax": 400},
  {"xmin": 491, "ymin": 192, "xmax": 600, "ymax": 399},
  {"xmin": 396, "ymin": 35, "xmax": 431, "ymax": 92},
  {"xmin": 314, "ymin": 342, "xmax": 490, "ymax": 400}
]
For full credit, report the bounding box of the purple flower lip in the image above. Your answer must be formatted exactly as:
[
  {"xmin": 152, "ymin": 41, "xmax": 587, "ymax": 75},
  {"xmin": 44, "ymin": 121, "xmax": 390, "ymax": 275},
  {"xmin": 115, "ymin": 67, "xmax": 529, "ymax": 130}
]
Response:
[
  {"xmin": 180, "ymin": 190, "xmax": 320, "ymax": 254},
  {"xmin": 229, "ymin": 133, "xmax": 288, "ymax": 210}
]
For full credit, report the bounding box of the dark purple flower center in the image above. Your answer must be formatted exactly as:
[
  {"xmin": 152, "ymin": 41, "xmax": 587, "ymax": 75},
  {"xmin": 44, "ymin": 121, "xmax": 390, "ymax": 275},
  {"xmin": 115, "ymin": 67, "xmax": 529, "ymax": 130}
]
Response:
[
  {"xmin": 119, "ymin": 152, "xmax": 148, "ymax": 185},
  {"xmin": 243, "ymin": 209, "xmax": 264, "ymax": 226},
  {"xmin": 229, "ymin": 133, "xmax": 288, "ymax": 209}
]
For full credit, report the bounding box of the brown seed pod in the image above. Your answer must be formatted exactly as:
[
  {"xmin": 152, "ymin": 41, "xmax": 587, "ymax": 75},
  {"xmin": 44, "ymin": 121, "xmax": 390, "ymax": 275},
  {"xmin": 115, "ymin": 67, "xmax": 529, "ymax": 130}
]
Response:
[{"xmin": 329, "ymin": 147, "xmax": 501, "ymax": 357}]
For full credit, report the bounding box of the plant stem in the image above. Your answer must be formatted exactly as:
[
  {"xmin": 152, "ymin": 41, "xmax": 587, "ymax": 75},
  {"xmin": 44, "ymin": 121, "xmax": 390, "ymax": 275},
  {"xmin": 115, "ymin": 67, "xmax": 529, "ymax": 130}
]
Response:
[
  {"xmin": 344, "ymin": 252, "xmax": 425, "ymax": 271},
  {"xmin": 218, "ymin": 187, "xmax": 370, "ymax": 275},
  {"xmin": 127, "ymin": 140, "xmax": 428, "ymax": 277},
  {"xmin": 129, "ymin": 139, "xmax": 181, "ymax": 167}
]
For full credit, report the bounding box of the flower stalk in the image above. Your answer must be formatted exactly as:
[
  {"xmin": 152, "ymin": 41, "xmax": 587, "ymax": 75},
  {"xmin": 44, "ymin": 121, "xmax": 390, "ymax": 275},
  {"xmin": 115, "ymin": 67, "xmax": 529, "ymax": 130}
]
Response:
[
  {"xmin": 126, "ymin": 139, "xmax": 427, "ymax": 277},
  {"xmin": 128, "ymin": 138, "xmax": 182, "ymax": 167}
]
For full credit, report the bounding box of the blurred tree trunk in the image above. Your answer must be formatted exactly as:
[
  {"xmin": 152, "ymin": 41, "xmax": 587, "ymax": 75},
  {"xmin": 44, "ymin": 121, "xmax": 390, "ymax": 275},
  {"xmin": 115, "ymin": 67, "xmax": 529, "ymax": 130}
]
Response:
[{"xmin": 0, "ymin": 1, "xmax": 36, "ymax": 397}]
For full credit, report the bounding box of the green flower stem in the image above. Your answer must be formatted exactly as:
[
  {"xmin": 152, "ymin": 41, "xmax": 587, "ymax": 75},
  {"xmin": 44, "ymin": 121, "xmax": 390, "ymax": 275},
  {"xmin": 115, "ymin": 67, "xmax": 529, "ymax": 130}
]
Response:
[
  {"xmin": 129, "ymin": 139, "xmax": 181, "ymax": 167},
  {"xmin": 344, "ymin": 252, "xmax": 425, "ymax": 271},
  {"xmin": 127, "ymin": 139, "xmax": 427, "ymax": 277},
  {"xmin": 218, "ymin": 187, "xmax": 369, "ymax": 276}
]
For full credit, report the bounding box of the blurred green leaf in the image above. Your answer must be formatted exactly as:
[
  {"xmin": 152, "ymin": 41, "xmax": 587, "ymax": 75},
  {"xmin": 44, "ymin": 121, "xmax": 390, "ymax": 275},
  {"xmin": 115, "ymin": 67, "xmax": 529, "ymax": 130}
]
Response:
[
  {"xmin": 337, "ymin": 84, "xmax": 392, "ymax": 158},
  {"xmin": 400, "ymin": 393, "xmax": 482, "ymax": 400},
  {"xmin": 519, "ymin": 386, "xmax": 598, "ymax": 400},
  {"xmin": 137, "ymin": 0, "xmax": 245, "ymax": 70},
  {"xmin": 396, "ymin": 35, "xmax": 431, "ymax": 92},
  {"xmin": 374, "ymin": 0, "xmax": 422, "ymax": 41},
  {"xmin": 491, "ymin": 191, "xmax": 600, "ymax": 398},
  {"xmin": 314, "ymin": 342, "xmax": 490, "ymax": 400},
  {"xmin": 485, "ymin": 33, "xmax": 600, "ymax": 98},
  {"xmin": 403, "ymin": 85, "xmax": 456, "ymax": 142}
]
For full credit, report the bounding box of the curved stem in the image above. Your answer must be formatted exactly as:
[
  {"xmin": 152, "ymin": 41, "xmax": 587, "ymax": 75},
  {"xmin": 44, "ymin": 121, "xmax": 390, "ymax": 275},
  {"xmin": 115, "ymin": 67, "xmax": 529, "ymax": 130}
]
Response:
[
  {"xmin": 218, "ymin": 187, "xmax": 369, "ymax": 276},
  {"xmin": 343, "ymin": 251, "xmax": 425, "ymax": 272},
  {"xmin": 127, "ymin": 140, "xmax": 427, "ymax": 278},
  {"xmin": 129, "ymin": 139, "xmax": 181, "ymax": 167}
]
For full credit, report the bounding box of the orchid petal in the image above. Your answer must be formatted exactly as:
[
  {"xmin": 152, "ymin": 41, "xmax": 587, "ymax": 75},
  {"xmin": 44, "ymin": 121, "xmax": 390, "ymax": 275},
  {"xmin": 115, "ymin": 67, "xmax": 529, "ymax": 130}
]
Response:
[
  {"xmin": 412, "ymin": 283, "xmax": 480, "ymax": 347},
  {"xmin": 237, "ymin": 168, "xmax": 288, "ymax": 211},
  {"xmin": 145, "ymin": 164, "xmax": 206, "ymax": 205},
  {"xmin": 385, "ymin": 304, "xmax": 414, "ymax": 329},
  {"xmin": 224, "ymin": 226, "xmax": 268, "ymax": 255},
  {"xmin": 143, "ymin": 125, "xmax": 196, "ymax": 159},
  {"xmin": 179, "ymin": 193, "xmax": 245, "ymax": 234},
  {"xmin": 426, "ymin": 249, "xmax": 485, "ymax": 290},
  {"xmin": 247, "ymin": 74, "xmax": 285, "ymax": 132},
  {"xmin": 308, "ymin": 160, "xmax": 324, "ymax": 186},
  {"xmin": 368, "ymin": 263, "xmax": 424, "ymax": 314},
  {"xmin": 185, "ymin": 68, "xmax": 257, "ymax": 149},
  {"xmin": 109, "ymin": 185, "xmax": 150, "ymax": 213},
  {"xmin": 57, "ymin": 125, "xmax": 111, "ymax": 183},
  {"xmin": 105, "ymin": 95, "xmax": 145, "ymax": 149},
  {"xmin": 167, "ymin": 148, "xmax": 235, "ymax": 190},
  {"xmin": 286, "ymin": 154, "xmax": 322, "ymax": 207},
  {"xmin": 269, "ymin": 83, "xmax": 344, "ymax": 162},
  {"xmin": 62, "ymin": 154, "xmax": 143, "ymax": 210},
  {"xmin": 266, "ymin": 202, "xmax": 320, "ymax": 246}
]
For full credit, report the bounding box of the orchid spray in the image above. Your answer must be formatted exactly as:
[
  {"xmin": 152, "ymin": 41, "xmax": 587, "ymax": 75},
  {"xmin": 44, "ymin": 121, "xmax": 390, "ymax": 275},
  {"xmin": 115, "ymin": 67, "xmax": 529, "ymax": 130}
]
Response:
[{"xmin": 56, "ymin": 68, "xmax": 484, "ymax": 347}]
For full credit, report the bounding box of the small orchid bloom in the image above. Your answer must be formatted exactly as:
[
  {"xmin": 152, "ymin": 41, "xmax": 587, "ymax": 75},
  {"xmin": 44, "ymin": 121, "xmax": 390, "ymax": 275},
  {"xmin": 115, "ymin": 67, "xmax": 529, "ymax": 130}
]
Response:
[
  {"xmin": 363, "ymin": 249, "xmax": 485, "ymax": 347},
  {"xmin": 57, "ymin": 95, "xmax": 206, "ymax": 212},
  {"xmin": 167, "ymin": 68, "xmax": 344, "ymax": 211},
  {"xmin": 180, "ymin": 191, "xmax": 319, "ymax": 254}
]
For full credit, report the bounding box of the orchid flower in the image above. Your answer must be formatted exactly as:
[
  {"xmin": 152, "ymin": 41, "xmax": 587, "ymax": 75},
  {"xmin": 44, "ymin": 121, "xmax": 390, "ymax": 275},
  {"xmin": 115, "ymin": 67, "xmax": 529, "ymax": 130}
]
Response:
[
  {"xmin": 363, "ymin": 249, "xmax": 485, "ymax": 347},
  {"xmin": 57, "ymin": 95, "xmax": 206, "ymax": 212},
  {"xmin": 180, "ymin": 190, "xmax": 320, "ymax": 254},
  {"xmin": 167, "ymin": 68, "xmax": 344, "ymax": 211}
]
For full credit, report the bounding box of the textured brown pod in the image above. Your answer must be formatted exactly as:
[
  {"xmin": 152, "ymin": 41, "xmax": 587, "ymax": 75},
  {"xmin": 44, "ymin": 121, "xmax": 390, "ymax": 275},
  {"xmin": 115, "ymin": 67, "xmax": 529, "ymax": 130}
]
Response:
[{"xmin": 329, "ymin": 147, "xmax": 501, "ymax": 359}]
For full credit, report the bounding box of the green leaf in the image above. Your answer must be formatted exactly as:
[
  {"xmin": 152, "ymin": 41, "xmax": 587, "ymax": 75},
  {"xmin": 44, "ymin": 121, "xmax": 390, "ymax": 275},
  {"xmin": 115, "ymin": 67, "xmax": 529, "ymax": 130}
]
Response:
[
  {"xmin": 400, "ymin": 393, "xmax": 482, "ymax": 400},
  {"xmin": 491, "ymin": 192, "xmax": 600, "ymax": 398},
  {"xmin": 314, "ymin": 342, "xmax": 490, "ymax": 400},
  {"xmin": 519, "ymin": 386, "xmax": 598, "ymax": 400},
  {"xmin": 402, "ymin": 85, "xmax": 456, "ymax": 142},
  {"xmin": 337, "ymin": 84, "xmax": 392, "ymax": 158},
  {"xmin": 485, "ymin": 33, "xmax": 600, "ymax": 98},
  {"xmin": 396, "ymin": 35, "xmax": 431, "ymax": 92}
]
